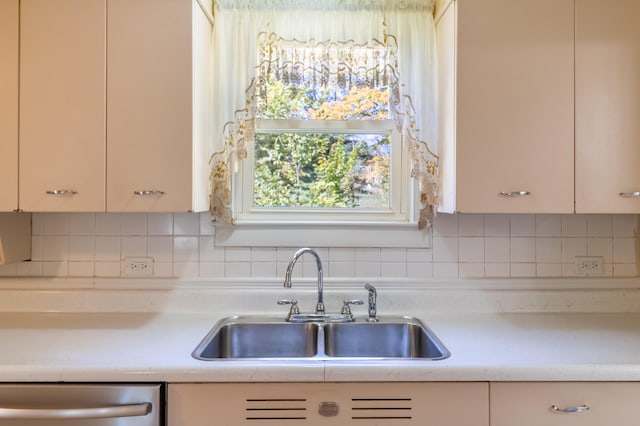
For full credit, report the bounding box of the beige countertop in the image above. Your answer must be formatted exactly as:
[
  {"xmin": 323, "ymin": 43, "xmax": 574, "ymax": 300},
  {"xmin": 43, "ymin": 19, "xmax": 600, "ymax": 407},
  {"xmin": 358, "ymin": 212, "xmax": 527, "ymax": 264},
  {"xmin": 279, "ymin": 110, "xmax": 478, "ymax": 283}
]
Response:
[{"xmin": 1, "ymin": 277, "xmax": 640, "ymax": 383}]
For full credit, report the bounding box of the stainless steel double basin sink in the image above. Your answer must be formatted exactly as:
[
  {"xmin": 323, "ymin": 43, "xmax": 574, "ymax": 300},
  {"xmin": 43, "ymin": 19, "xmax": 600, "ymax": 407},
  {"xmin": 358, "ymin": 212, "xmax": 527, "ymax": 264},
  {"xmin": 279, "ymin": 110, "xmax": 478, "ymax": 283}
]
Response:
[{"xmin": 192, "ymin": 316, "xmax": 450, "ymax": 360}]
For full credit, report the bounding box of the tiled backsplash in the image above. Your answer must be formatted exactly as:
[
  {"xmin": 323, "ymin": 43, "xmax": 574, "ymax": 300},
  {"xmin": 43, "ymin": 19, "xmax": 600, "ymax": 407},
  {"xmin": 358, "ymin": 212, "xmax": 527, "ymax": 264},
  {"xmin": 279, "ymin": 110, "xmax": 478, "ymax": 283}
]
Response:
[{"xmin": 0, "ymin": 212, "xmax": 637, "ymax": 279}]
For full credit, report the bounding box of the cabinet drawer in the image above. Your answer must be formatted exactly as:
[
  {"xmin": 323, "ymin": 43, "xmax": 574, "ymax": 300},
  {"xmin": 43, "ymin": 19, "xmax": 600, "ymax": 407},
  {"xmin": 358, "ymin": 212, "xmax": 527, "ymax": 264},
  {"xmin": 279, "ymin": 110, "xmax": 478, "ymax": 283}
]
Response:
[{"xmin": 491, "ymin": 382, "xmax": 640, "ymax": 426}]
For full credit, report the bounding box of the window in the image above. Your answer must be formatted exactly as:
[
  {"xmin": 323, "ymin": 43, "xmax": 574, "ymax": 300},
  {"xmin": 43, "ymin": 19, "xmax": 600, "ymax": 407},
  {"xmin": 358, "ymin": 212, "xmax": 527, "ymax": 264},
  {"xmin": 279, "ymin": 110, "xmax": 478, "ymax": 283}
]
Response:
[{"xmin": 209, "ymin": 0, "xmax": 438, "ymax": 247}]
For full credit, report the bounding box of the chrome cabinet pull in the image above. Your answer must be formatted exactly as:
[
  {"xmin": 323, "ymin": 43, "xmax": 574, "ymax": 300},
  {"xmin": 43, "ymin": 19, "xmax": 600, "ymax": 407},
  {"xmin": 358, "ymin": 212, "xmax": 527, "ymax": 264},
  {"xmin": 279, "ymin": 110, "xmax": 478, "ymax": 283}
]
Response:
[
  {"xmin": 46, "ymin": 190, "xmax": 78, "ymax": 196},
  {"xmin": 0, "ymin": 402, "xmax": 151, "ymax": 419},
  {"xmin": 133, "ymin": 190, "xmax": 165, "ymax": 196},
  {"xmin": 619, "ymin": 192, "xmax": 640, "ymax": 198},
  {"xmin": 551, "ymin": 404, "xmax": 590, "ymax": 414},
  {"xmin": 499, "ymin": 191, "xmax": 531, "ymax": 197}
]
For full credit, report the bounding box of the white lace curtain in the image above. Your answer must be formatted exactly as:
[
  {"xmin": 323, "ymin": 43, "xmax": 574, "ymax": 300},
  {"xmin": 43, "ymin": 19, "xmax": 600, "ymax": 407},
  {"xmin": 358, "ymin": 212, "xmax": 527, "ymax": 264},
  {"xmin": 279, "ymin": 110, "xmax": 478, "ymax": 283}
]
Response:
[{"xmin": 210, "ymin": 0, "xmax": 438, "ymax": 228}]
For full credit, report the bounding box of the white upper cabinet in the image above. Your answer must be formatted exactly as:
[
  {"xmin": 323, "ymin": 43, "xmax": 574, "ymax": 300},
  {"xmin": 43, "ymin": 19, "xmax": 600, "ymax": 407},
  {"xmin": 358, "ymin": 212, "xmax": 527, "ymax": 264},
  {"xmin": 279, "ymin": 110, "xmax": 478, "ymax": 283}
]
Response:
[
  {"xmin": 575, "ymin": 0, "xmax": 640, "ymax": 213},
  {"xmin": 19, "ymin": 0, "xmax": 106, "ymax": 212},
  {"xmin": 106, "ymin": 0, "xmax": 212, "ymax": 212},
  {"xmin": 437, "ymin": 0, "xmax": 575, "ymax": 214},
  {"xmin": 0, "ymin": 0, "xmax": 19, "ymax": 212}
]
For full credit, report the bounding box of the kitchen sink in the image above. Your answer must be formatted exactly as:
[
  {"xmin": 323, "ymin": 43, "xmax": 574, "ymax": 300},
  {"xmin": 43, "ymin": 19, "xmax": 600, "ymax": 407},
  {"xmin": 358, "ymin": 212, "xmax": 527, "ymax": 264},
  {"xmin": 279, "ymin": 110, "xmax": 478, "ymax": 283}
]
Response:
[
  {"xmin": 323, "ymin": 318, "xmax": 449, "ymax": 359},
  {"xmin": 192, "ymin": 315, "xmax": 449, "ymax": 360},
  {"xmin": 192, "ymin": 317, "xmax": 319, "ymax": 359}
]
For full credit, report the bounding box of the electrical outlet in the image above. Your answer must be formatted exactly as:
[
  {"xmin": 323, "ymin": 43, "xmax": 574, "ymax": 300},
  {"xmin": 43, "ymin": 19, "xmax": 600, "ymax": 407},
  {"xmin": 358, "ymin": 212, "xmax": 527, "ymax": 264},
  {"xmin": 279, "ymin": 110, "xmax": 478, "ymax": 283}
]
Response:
[
  {"xmin": 122, "ymin": 257, "xmax": 154, "ymax": 277},
  {"xmin": 575, "ymin": 256, "xmax": 604, "ymax": 276}
]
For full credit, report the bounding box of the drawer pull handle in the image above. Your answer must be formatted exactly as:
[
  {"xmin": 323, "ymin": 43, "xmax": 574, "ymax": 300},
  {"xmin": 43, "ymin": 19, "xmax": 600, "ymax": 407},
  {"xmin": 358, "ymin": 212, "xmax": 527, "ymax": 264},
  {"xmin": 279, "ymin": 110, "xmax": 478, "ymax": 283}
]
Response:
[
  {"xmin": 551, "ymin": 405, "xmax": 589, "ymax": 414},
  {"xmin": 499, "ymin": 191, "xmax": 531, "ymax": 197},
  {"xmin": 133, "ymin": 190, "xmax": 165, "ymax": 196},
  {"xmin": 46, "ymin": 190, "xmax": 78, "ymax": 196},
  {"xmin": 619, "ymin": 192, "xmax": 640, "ymax": 198}
]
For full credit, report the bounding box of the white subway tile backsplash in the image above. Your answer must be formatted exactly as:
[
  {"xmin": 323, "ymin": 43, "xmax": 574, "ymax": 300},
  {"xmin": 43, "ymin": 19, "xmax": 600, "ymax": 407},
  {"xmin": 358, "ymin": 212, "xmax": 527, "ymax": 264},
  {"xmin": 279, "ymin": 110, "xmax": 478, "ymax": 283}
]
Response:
[
  {"xmin": 459, "ymin": 262, "xmax": 484, "ymax": 278},
  {"xmin": 535, "ymin": 215, "xmax": 562, "ymax": 237},
  {"xmin": 562, "ymin": 215, "xmax": 588, "ymax": 237},
  {"xmin": 613, "ymin": 214, "xmax": 638, "ymax": 237},
  {"xmin": 174, "ymin": 213, "xmax": 199, "ymax": 235},
  {"xmin": 69, "ymin": 213, "xmax": 96, "ymax": 236},
  {"xmin": 433, "ymin": 237, "xmax": 459, "ymax": 263},
  {"xmin": 10, "ymin": 213, "xmax": 639, "ymax": 280},
  {"xmin": 510, "ymin": 215, "xmax": 535, "ymax": 237},
  {"xmin": 535, "ymin": 238, "xmax": 561, "ymax": 263},
  {"xmin": 485, "ymin": 262, "xmax": 509, "ymax": 277},
  {"xmin": 121, "ymin": 213, "xmax": 147, "ymax": 236},
  {"xmin": 96, "ymin": 213, "xmax": 121, "ymax": 236},
  {"xmin": 587, "ymin": 237, "xmax": 613, "ymax": 263},
  {"xmin": 433, "ymin": 213, "xmax": 458, "ymax": 237},
  {"xmin": 355, "ymin": 261, "xmax": 381, "ymax": 277},
  {"xmin": 484, "ymin": 214, "xmax": 510, "ymax": 237},
  {"xmin": 173, "ymin": 236, "xmax": 198, "ymax": 262},
  {"xmin": 459, "ymin": 237, "xmax": 484, "ymax": 263},
  {"xmin": 458, "ymin": 214, "xmax": 484, "ymax": 236},
  {"xmin": 43, "ymin": 213, "xmax": 69, "ymax": 235},
  {"xmin": 147, "ymin": 236, "xmax": 173, "ymax": 262},
  {"xmin": 587, "ymin": 214, "xmax": 613, "ymax": 237},
  {"xmin": 121, "ymin": 236, "xmax": 147, "ymax": 258},
  {"xmin": 148, "ymin": 213, "xmax": 173, "ymax": 236},
  {"xmin": 484, "ymin": 238, "xmax": 509, "ymax": 263},
  {"xmin": 68, "ymin": 236, "xmax": 95, "ymax": 261},
  {"xmin": 510, "ymin": 262, "xmax": 536, "ymax": 277},
  {"xmin": 613, "ymin": 238, "xmax": 637, "ymax": 264},
  {"xmin": 510, "ymin": 238, "xmax": 535, "ymax": 263},
  {"xmin": 561, "ymin": 238, "xmax": 588, "ymax": 262},
  {"xmin": 95, "ymin": 237, "xmax": 120, "ymax": 261},
  {"xmin": 407, "ymin": 261, "xmax": 432, "ymax": 279}
]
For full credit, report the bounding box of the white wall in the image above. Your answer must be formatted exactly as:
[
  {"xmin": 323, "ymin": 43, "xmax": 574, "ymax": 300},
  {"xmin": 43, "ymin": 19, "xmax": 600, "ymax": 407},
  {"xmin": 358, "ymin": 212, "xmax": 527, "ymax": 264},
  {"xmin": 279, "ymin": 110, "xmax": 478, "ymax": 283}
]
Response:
[{"xmin": 0, "ymin": 212, "xmax": 637, "ymax": 279}]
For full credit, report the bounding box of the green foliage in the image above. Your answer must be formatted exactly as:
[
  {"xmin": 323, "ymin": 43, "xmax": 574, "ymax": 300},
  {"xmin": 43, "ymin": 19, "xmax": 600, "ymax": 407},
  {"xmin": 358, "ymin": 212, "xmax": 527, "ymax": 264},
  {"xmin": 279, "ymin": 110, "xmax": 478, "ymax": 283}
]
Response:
[{"xmin": 253, "ymin": 78, "xmax": 390, "ymax": 208}]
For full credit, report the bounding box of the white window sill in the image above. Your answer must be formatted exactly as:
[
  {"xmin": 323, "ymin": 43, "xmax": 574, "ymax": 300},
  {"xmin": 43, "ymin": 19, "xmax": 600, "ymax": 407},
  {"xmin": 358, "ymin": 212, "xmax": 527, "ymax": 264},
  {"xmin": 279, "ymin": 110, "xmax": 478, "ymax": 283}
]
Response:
[{"xmin": 214, "ymin": 222, "xmax": 431, "ymax": 248}]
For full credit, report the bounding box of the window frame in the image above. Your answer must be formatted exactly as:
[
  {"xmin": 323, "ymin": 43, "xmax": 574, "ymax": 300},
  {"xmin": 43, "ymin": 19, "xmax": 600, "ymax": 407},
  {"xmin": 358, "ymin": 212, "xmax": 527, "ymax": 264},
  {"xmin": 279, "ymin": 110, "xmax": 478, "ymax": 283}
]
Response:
[{"xmin": 214, "ymin": 120, "xmax": 431, "ymax": 249}]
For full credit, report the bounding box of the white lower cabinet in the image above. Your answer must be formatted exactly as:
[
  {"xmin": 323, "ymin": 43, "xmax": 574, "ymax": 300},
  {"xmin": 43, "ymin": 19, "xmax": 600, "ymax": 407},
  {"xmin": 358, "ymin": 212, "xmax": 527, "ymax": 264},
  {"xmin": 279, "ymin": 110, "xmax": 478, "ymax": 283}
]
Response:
[
  {"xmin": 167, "ymin": 382, "xmax": 489, "ymax": 425},
  {"xmin": 490, "ymin": 382, "xmax": 640, "ymax": 426}
]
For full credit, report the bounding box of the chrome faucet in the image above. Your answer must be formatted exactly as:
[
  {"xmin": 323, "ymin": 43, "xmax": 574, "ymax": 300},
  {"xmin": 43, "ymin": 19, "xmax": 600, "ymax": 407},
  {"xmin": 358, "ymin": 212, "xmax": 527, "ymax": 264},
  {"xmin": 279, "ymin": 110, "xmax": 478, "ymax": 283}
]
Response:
[
  {"xmin": 364, "ymin": 283, "xmax": 379, "ymax": 322},
  {"xmin": 283, "ymin": 248, "xmax": 325, "ymax": 314}
]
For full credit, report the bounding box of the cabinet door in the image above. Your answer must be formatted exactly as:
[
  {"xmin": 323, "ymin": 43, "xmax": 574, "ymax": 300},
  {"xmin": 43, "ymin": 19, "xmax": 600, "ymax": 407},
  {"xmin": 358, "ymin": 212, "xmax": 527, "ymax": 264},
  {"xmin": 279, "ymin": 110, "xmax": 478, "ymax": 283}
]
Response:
[
  {"xmin": 107, "ymin": 0, "xmax": 209, "ymax": 212},
  {"xmin": 454, "ymin": 0, "xmax": 574, "ymax": 213},
  {"xmin": 491, "ymin": 382, "xmax": 640, "ymax": 426},
  {"xmin": 19, "ymin": 0, "xmax": 106, "ymax": 212},
  {"xmin": 0, "ymin": 0, "xmax": 19, "ymax": 211},
  {"xmin": 168, "ymin": 382, "xmax": 488, "ymax": 426},
  {"xmin": 575, "ymin": 0, "xmax": 640, "ymax": 213}
]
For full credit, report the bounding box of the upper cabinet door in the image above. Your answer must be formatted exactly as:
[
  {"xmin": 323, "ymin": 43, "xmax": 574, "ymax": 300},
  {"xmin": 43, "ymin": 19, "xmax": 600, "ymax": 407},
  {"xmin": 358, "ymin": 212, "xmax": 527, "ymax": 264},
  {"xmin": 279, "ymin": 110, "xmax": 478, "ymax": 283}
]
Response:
[
  {"xmin": 107, "ymin": 0, "xmax": 211, "ymax": 212},
  {"xmin": 440, "ymin": 0, "xmax": 575, "ymax": 214},
  {"xmin": 0, "ymin": 0, "xmax": 19, "ymax": 212},
  {"xmin": 19, "ymin": 0, "xmax": 106, "ymax": 212},
  {"xmin": 575, "ymin": 0, "xmax": 640, "ymax": 213}
]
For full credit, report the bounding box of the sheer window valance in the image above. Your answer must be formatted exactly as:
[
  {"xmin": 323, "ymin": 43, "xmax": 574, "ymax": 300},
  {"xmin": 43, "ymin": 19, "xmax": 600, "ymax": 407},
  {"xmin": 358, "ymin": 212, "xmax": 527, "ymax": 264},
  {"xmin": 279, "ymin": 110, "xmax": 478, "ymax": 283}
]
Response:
[{"xmin": 209, "ymin": 0, "xmax": 439, "ymax": 229}]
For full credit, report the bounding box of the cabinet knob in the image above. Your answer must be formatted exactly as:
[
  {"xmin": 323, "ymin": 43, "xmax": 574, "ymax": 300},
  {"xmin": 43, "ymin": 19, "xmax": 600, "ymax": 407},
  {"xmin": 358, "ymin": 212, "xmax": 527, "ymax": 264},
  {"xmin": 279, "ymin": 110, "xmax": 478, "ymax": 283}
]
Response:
[
  {"xmin": 499, "ymin": 191, "xmax": 531, "ymax": 197},
  {"xmin": 551, "ymin": 404, "xmax": 590, "ymax": 414},
  {"xmin": 46, "ymin": 190, "xmax": 78, "ymax": 196},
  {"xmin": 619, "ymin": 192, "xmax": 640, "ymax": 198},
  {"xmin": 133, "ymin": 190, "xmax": 165, "ymax": 196}
]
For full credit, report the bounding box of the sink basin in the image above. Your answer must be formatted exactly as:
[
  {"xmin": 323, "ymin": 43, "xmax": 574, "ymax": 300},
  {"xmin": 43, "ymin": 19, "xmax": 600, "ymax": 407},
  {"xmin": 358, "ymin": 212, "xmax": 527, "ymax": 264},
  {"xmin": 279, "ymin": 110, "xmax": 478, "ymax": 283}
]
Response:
[
  {"xmin": 192, "ymin": 316, "xmax": 319, "ymax": 359},
  {"xmin": 323, "ymin": 318, "xmax": 449, "ymax": 359},
  {"xmin": 192, "ymin": 316, "xmax": 449, "ymax": 360}
]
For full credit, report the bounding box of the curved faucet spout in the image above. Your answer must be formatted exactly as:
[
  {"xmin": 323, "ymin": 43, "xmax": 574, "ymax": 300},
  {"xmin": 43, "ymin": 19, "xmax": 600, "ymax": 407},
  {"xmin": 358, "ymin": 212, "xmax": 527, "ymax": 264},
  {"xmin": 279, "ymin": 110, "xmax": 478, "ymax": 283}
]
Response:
[{"xmin": 283, "ymin": 248, "xmax": 325, "ymax": 314}]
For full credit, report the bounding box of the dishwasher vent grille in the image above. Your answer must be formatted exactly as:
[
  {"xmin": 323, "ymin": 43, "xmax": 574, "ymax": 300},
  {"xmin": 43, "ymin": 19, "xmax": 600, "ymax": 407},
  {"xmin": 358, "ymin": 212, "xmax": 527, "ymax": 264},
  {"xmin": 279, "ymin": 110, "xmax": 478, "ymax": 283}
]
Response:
[
  {"xmin": 351, "ymin": 397, "xmax": 413, "ymax": 421},
  {"xmin": 243, "ymin": 394, "xmax": 414, "ymax": 422},
  {"xmin": 245, "ymin": 398, "xmax": 307, "ymax": 421}
]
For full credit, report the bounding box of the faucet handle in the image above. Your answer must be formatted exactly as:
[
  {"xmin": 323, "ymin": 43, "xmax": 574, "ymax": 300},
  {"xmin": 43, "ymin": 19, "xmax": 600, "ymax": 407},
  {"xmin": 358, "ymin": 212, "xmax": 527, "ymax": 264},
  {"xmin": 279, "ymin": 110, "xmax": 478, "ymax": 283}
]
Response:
[
  {"xmin": 278, "ymin": 299, "xmax": 300, "ymax": 316},
  {"xmin": 341, "ymin": 299, "xmax": 364, "ymax": 315}
]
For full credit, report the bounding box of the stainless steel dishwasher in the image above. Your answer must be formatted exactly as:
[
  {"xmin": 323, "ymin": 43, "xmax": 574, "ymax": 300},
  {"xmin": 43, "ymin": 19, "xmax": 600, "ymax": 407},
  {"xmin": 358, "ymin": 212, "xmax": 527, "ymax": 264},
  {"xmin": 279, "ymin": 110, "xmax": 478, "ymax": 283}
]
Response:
[{"xmin": 0, "ymin": 384, "xmax": 162, "ymax": 425}]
